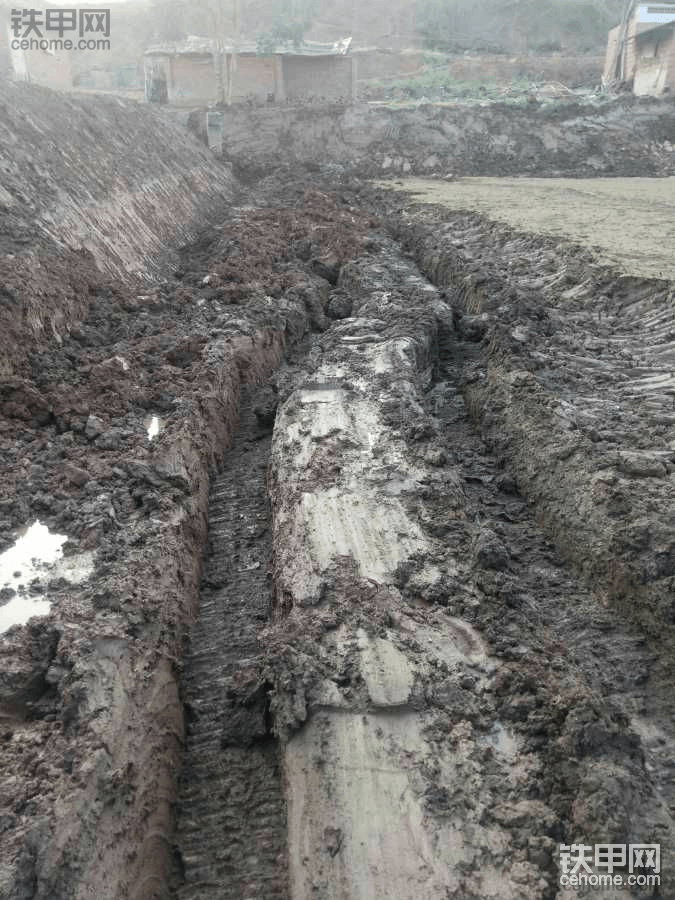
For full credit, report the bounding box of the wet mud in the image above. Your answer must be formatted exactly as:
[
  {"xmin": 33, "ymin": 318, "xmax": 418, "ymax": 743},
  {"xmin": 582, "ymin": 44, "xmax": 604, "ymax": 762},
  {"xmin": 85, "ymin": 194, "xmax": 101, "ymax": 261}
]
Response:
[
  {"xmin": 0, "ymin": 185, "xmax": 372, "ymax": 900},
  {"xmin": 261, "ymin": 229, "xmax": 675, "ymax": 898},
  {"xmin": 1, "ymin": 89, "xmax": 675, "ymax": 900},
  {"xmin": 171, "ymin": 388, "xmax": 288, "ymax": 900}
]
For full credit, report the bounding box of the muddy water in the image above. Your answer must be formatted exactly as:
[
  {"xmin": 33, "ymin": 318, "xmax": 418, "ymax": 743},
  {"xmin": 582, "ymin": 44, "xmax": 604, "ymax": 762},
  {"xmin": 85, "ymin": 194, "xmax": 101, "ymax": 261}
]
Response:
[
  {"xmin": 382, "ymin": 176, "xmax": 675, "ymax": 279},
  {"xmin": 0, "ymin": 521, "xmax": 93, "ymax": 633}
]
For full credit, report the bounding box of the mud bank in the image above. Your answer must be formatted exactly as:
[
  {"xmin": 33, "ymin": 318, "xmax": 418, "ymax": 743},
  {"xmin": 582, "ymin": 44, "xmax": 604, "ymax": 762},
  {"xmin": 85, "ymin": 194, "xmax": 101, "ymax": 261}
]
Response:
[
  {"xmin": 0, "ymin": 80, "xmax": 235, "ymax": 375},
  {"xmin": 384, "ymin": 175, "xmax": 675, "ymax": 280},
  {"xmin": 0, "ymin": 294, "xmax": 286, "ymax": 900},
  {"xmin": 0, "ymin": 188, "xmax": 373, "ymax": 900},
  {"xmin": 211, "ymin": 98, "xmax": 675, "ymax": 181},
  {"xmin": 391, "ymin": 207, "xmax": 675, "ymax": 638},
  {"xmin": 264, "ymin": 232, "xmax": 674, "ymax": 899}
]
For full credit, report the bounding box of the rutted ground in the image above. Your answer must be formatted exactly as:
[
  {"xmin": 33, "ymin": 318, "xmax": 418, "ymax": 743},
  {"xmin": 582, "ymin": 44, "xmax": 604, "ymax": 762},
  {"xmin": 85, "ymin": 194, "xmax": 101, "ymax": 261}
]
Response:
[
  {"xmin": 0, "ymin": 187, "xmax": 372, "ymax": 900},
  {"xmin": 172, "ymin": 390, "xmax": 288, "ymax": 900},
  {"xmin": 2, "ymin": 82, "xmax": 675, "ymax": 900},
  {"xmin": 263, "ymin": 231, "xmax": 675, "ymax": 899},
  {"xmin": 390, "ymin": 204, "xmax": 675, "ymax": 639}
]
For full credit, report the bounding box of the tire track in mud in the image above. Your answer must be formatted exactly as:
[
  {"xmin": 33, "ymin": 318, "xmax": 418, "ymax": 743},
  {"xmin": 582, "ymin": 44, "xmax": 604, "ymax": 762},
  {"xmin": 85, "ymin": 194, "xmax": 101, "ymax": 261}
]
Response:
[
  {"xmin": 171, "ymin": 387, "xmax": 288, "ymax": 900},
  {"xmin": 262, "ymin": 232, "xmax": 674, "ymax": 899}
]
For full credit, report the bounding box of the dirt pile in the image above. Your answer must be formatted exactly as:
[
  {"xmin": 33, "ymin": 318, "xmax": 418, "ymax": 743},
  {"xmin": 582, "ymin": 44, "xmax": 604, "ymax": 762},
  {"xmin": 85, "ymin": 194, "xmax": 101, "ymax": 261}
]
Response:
[
  {"xmin": 0, "ymin": 79, "xmax": 235, "ymax": 376},
  {"xmin": 2, "ymin": 85, "xmax": 675, "ymax": 899}
]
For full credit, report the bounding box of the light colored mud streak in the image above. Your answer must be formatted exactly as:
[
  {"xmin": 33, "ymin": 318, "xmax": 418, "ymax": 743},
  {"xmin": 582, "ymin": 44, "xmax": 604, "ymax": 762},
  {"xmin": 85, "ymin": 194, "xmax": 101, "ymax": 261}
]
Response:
[{"xmin": 285, "ymin": 712, "xmax": 458, "ymax": 900}]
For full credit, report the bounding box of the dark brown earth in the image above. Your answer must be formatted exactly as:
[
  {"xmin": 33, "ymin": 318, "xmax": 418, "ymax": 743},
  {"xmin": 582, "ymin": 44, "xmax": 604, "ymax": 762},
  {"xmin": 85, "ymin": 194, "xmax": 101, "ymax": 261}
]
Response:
[
  {"xmin": 1, "ymin": 84, "xmax": 675, "ymax": 900},
  {"xmin": 0, "ymin": 185, "xmax": 374, "ymax": 900},
  {"xmin": 258, "ymin": 230, "xmax": 674, "ymax": 897}
]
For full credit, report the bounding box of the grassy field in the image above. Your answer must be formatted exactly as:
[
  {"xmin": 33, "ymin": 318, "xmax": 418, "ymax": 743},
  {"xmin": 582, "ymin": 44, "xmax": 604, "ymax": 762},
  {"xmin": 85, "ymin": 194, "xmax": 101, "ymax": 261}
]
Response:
[{"xmin": 382, "ymin": 177, "xmax": 675, "ymax": 280}]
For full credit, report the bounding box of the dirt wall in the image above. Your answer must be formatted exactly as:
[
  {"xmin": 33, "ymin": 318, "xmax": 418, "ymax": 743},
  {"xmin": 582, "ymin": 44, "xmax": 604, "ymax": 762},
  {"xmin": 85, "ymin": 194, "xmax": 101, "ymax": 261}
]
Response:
[
  {"xmin": 0, "ymin": 79, "xmax": 235, "ymax": 376},
  {"xmin": 214, "ymin": 98, "xmax": 675, "ymax": 181}
]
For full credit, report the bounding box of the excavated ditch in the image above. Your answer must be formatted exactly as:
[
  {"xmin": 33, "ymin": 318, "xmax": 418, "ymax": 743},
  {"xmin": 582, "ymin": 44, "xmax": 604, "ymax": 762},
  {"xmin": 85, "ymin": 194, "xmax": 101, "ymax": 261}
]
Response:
[{"xmin": 2, "ymin": 160, "xmax": 675, "ymax": 899}]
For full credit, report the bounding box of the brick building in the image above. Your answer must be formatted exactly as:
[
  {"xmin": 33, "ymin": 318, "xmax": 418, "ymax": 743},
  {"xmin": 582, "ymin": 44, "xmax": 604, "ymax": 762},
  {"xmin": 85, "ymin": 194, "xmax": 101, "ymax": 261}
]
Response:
[{"xmin": 144, "ymin": 36, "xmax": 356, "ymax": 107}]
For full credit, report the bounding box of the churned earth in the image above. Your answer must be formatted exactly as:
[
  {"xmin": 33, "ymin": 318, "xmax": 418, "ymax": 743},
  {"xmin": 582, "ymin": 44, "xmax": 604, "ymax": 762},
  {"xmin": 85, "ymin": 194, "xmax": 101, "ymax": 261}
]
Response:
[
  {"xmin": 0, "ymin": 183, "xmax": 374, "ymax": 900},
  {"xmin": 1, "ymin": 92, "xmax": 675, "ymax": 900}
]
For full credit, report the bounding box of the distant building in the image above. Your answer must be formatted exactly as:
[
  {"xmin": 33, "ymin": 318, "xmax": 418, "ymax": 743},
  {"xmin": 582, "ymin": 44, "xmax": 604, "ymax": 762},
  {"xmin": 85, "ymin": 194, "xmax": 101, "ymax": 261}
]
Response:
[
  {"xmin": 603, "ymin": 3, "xmax": 675, "ymax": 95},
  {"xmin": 4, "ymin": 26, "xmax": 73, "ymax": 89},
  {"xmin": 143, "ymin": 36, "xmax": 356, "ymax": 107}
]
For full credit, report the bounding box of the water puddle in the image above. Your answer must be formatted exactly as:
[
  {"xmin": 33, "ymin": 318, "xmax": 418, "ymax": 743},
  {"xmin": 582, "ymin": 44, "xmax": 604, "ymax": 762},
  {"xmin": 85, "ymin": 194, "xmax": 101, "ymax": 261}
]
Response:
[
  {"xmin": 478, "ymin": 722, "xmax": 520, "ymax": 760},
  {"xmin": 144, "ymin": 414, "xmax": 164, "ymax": 441},
  {"xmin": 0, "ymin": 521, "xmax": 93, "ymax": 633}
]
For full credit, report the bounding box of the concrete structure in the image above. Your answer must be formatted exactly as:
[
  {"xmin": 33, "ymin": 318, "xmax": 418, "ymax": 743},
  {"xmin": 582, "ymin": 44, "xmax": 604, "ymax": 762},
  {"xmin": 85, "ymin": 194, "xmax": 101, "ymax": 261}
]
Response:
[
  {"xmin": 144, "ymin": 36, "xmax": 356, "ymax": 107},
  {"xmin": 603, "ymin": 2, "xmax": 675, "ymax": 94}
]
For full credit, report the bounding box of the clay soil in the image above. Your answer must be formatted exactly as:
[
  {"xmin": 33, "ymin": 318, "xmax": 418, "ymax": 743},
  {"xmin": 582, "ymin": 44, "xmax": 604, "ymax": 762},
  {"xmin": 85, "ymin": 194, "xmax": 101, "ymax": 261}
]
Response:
[{"xmin": 0, "ymin": 182, "xmax": 374, "ymax": 900}]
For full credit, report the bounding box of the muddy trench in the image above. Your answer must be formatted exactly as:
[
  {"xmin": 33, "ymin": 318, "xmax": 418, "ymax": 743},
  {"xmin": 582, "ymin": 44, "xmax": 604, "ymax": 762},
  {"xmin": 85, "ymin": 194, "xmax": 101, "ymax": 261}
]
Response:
[
  {"xmin": 166, "ymin": 212, "xmax": 675, "ymax": 899},
  {"xmin": 171, "ymin": 386, "xmax": 288, "ymax": 900},
  {"xmin": 1, "ymin": 138, "xmax": 675, "ymax": 899}
]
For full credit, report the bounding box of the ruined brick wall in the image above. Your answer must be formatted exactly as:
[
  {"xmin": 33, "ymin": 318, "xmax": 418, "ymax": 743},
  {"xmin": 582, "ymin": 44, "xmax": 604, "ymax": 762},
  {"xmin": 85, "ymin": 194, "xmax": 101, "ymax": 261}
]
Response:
[
  {"xmin": 634, "ymin": 26, "xmax": 675, "ymax": 94},
  {"xmin": 232, "ymin": 54, "xmax": 276, "ymax": 100},
  {"xmin": 165, "ymin": 54, "xmax": 218, "ymax": 106},
  {"xmin": 603, "ymin": 23, "xmax": 622, "ymax": 83}
]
